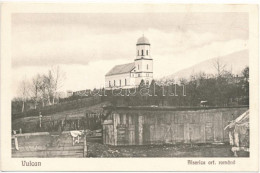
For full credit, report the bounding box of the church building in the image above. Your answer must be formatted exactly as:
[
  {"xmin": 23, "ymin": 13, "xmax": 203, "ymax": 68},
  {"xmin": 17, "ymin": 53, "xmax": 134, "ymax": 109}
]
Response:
[{"xmin": 105, "ymin": 36, "xmax": 153, "ymax": 88}]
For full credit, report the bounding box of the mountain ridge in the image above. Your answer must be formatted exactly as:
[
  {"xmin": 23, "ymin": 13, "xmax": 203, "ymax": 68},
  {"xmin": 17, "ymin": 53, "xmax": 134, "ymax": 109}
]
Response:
[{"xmin": 162, "ymin": 49, "xmax": 249, "ymax": 80}]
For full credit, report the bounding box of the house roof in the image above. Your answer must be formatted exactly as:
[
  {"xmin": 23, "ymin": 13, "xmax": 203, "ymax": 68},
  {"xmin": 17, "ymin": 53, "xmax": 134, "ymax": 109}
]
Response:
[{"xmin": 106, "ymin": 62, "xmax": 135, "ymax": 76}]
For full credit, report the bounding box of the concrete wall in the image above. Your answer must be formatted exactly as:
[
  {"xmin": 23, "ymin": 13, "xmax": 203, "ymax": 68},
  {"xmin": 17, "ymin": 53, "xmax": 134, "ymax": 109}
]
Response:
[{"xmin": 103, "ymin": 107, "xmax": 249, "ymax": 146}]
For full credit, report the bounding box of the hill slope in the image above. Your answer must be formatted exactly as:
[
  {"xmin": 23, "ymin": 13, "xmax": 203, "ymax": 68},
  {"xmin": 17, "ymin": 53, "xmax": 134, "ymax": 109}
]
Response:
[{"xmin": 163, "ymin": 49, "xmax": 248, "ymax": 80}]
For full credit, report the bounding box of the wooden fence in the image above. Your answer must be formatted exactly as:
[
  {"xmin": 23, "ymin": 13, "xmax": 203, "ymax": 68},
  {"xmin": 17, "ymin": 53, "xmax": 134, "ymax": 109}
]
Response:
[
  {"xmin": 103, "ymin": 106, "xmax": 249, "ymax": 145},
  {"xmin": 12, "ymin": 131, "xmax": 87, "ymax": 158}
]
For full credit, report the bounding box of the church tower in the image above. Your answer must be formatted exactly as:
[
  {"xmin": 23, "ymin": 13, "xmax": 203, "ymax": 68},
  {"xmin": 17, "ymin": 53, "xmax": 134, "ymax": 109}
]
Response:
[{"xmin": 134, "ymin": 36, "xmax": 153, "ymax": 86}]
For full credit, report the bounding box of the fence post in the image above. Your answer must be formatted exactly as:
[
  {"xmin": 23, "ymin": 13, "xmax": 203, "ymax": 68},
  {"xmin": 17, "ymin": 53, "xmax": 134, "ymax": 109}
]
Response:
[
  {"xmin": 39, "ymin": 112, "xmax": 42, "ymax": 128},
  {"xmin": 83, "ymin": 135, "xmax": 88, "ymax": 157}
]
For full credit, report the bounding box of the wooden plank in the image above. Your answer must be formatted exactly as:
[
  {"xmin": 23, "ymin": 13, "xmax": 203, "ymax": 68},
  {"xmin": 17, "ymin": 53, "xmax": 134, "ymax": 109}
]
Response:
[
  {"xmin": 128, "ymin": 114, "xmax": 133, "ymax": 124},
  {"xmin": 12, "ymin": 151, "xmax": 83, "ymax": 158},
  {"xmin": 17, "ymin": 145, "xmax": 84, "ymax": 152},
  {"xmin": 128, "ymin": 125, "xmax": 135, "ymax": 145},
  {"xmin": 109, "ymin": 125, "xmax": 114, "ymax": 145},
  {"xmin": 143, "ymin": 124, "xmax": 150, "ymax": 145},
  {"xmin": 149, "ymin": 125, "xmax": 155, "ymax": 144},
  {"xmin": 200, "ymin": 113, "xmax": 207, "ymax": 124},
  {"xmin": 119, "ymin": 113, "xmax": 127, "ymax": 125},
  {"xmin": 189, "ymin": 124, "xmax": 201, "ymax": 143},
  {"xmin": 175, "ymin": 113, "xmax": 184, "ymax": 124},
  {"xmin": 205, "ymin": 113, "xmax": 214, "ymax": 123},
  {"xmin": 222, "ymin": 111, "xmax": 235, "ymax": 141},
  {"xmin": 102, "ymin": 126, "xmax": 106, "ymax": 144},
  {"xmin": 154, "ymin": 124, "xmax": 160, "ymax": 144},
  {"xmin": 12, "ymin": 149, "xmax": 83, "ymax": 155},
  {"xmin": 200, "ymin": 124, "xmax": 206, "ymax": 143},
  {"xmin": 175, "ymin": 124, "xmax": 184, "ymax": 143},
  {"xmin": 205, "ymin": 122, "xmax": 214, "ymax": 142},
  {"xmin": 138, "ymin": 115, "xmax": 144, "ymax": 145},
  {"xmin": 117, "ymin": 124, "xmax": 127, "ymax": 145},
  {"xmin": 134, "ymin": 114, "xmax": 139, "ymax": 145},
  {"xmin": 113, "ymin": 113, "xmax": 120, "ymax": 146},
  {"xmin": 214, "ymin": 112, "xmax": 223, "ymax": 142},
  {"xmin": 184, "ymin": 123, "xmax": 190, "ymax": 143},
  {"xmin": 170, "ymin": 124, "xmax": 177, "ymax": 144},
  {"xmin": 162, "ymin": 124, "xmax": 172, "ymax": 144},
  {"xmin": 106, "ymin": 125, "xmax": 110, "ymax": 145},
  {"xmin": 83, "ymin": 135, "xmax": 87, "ymax": 157}
]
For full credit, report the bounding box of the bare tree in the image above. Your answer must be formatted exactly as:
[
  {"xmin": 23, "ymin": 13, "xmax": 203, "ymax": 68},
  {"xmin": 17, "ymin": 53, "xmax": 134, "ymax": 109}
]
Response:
[
  {"xmin": 15, "ymin": 66, "xmax": 66, "ymax": 109},
  {"xmin": 30, "ymin": 74, "xmax": 43, "ymax": 109},
  {"xmin": 39, "ymin": 76, "xmax": 49, "ymax": 107},
  {"xmin": 18, "ymin": 78, "xmax": 30, "ymax": 112},
  {"xmin": 43, "ymin": 71, "xmax": 54, "ymax": 105},
  {"xmin": 41, "ymin": 66, "xmax": 66, "ymax": 105},
  {"xmin": 50, "ymin": 66, "xmax": 66, "ymax": 104},
  {"xmin": 212, "ymin": 58, "xmax": 227, "ymax": 77}
]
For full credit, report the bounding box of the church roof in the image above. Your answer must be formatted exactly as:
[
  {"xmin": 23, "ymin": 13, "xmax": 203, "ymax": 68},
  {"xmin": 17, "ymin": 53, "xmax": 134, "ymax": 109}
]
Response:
[
  {"xmin": 137, "ymin": 36, "xmax": 150, "ymax": 45},
  {"xmin": 106, "ymin": 62, "xmax": 135, "ymax": 76}
]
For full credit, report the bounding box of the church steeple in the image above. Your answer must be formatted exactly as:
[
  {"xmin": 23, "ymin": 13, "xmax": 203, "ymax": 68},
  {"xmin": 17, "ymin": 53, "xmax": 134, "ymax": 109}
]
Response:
[
  {"xmin": 134, "ymin": 36, "xmax": 153, "ymax": 86},
  {"xmin": 136, "ymin": 35, "xmax": 151, "ymax": 60}
]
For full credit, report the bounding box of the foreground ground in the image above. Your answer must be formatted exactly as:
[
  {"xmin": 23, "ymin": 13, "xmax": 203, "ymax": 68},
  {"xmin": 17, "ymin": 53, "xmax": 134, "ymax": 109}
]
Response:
[{"xmin": 87, "ymin": 142, "xmax": 249, "ymax": 157}]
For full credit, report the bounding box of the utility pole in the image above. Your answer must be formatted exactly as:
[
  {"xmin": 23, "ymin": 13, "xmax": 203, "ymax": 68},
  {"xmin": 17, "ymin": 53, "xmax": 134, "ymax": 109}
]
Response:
[{"xmin": 39, "ymin": 112, "xmax": 42, "ymax": 128}]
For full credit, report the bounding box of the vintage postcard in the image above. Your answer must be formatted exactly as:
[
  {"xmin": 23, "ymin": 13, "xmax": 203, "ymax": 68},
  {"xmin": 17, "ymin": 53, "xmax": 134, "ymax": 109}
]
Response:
[{"xmin": 0, "ymin": 3, "xmax": 259, "ymax": 172}]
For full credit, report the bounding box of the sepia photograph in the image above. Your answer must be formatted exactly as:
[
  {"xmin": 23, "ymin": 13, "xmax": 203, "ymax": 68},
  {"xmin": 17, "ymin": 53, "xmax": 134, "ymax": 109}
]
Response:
[{"xmin": 1, "ymin": 3, "xmax": 259, "ymax": 172}]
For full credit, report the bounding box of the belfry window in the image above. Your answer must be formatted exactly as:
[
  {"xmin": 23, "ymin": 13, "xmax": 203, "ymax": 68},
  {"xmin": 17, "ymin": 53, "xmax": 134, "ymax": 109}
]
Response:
[
  {"xmin": 138, "ymin": 65, "xmax": 139, "ymax": 70},
  {"xmin": 125, "ymin": 79, "xmax": 127, "ymax": 85},
  {"xmin": 120, "ymin": 80, "xmax": 121, "ymax": 86},
  {"xmin": 147, "ymin": 64, "xmax": 148, "ymax": 70},
  {"xmin": 146, "ymin": 50, "xmax": 148, "ymax": 55},
  {"xmin": 109, "ymin": 81, "xmax": 111, "ymax": 87},
  {"xmin": 114, "ymin": 80, "xmax": 115, "ymax": 86},
  {"xmin": 142, "ymin": 50, "xmax": 144, "ymax": 56},
  {"xmin": 138, "ymin": 50, "xmax": 139, "ymax": 56}
]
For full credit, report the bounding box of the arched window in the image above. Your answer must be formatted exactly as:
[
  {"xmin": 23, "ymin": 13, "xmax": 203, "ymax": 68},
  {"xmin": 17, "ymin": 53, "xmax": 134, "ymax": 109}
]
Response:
[
  {"xmin": 146, "ymin": 80, "xmax": 149, "ymax": 85},
  {"xmin": 142, "ymin": 50, "xmax": 144, "ymax": 56},
  {"xmin": 125, "ymin": 79, "xmax": 127, "ymax": 85},
  {"xmin": 146, "ymin": 50, "xmax": 148, "ymax": 55}
]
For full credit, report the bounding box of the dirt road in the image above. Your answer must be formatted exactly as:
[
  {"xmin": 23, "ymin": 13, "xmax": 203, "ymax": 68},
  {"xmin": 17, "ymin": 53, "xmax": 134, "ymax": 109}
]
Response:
[{"xmin": 87, "ymin": 142, "xmax": 249, "ymax": 157}]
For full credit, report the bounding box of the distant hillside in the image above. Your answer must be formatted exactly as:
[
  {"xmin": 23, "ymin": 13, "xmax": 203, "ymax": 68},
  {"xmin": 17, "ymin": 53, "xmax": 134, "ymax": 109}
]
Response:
[{"xmin": 163, "ymin": 49, "xmax": 249, "ymax": 80}]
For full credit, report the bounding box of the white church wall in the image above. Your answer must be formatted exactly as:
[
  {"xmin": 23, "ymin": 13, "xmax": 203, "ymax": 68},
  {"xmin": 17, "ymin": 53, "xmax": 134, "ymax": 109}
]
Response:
[
  {"xmin": 134, "ymin": 59, "xmax": 153, "ymax": 73},
  {"xmin": 105, "ymin": 73, "xmax": 134, "ymax": 88},
  {"xmin": 136, "ymin": 45, "xmax": 151, "ymax": 59}
]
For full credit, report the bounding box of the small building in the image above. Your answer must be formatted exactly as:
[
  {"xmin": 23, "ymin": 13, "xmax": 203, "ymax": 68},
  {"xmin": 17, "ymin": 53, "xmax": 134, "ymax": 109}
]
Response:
[
  {"xmin": 224, "ymin": 110, "xmax": 249, "ymax": 156},
  {"xmin": 105, "ymin": 36, "xmax": 153, "ymax": 89},
  {"xmin": 102, "ymin": 106, "xmax": 248, "ymax": 146},
  {"xmin": 66, "ymin": 90, "xmax": 73, "ymax": 97}
]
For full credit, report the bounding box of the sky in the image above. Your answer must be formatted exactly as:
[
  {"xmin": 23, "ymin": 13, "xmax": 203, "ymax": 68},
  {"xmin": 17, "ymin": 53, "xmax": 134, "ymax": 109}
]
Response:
[{"xmin": 12, "ymin": 13, "xmax": 248, "ymax": 97}]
